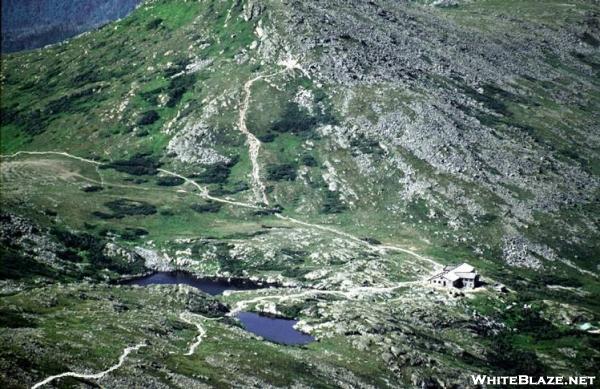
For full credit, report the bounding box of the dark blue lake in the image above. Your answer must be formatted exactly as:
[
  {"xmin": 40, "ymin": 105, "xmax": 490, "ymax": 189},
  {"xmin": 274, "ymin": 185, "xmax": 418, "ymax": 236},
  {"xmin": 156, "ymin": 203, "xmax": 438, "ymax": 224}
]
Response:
[
  {"xmin": 237, "ymin": 312, "xmax": 315, "ymax": 345},
  {"xmin": 2, "ymin": 0, "xmax": 140, "ymax": 53},
  {"xmin": 122, "ymin": 271, "xmax": 264, "ymax": 295},
  {"xmin": 122, "ymin": 271, "xmax": 315, "ymax": 345}
]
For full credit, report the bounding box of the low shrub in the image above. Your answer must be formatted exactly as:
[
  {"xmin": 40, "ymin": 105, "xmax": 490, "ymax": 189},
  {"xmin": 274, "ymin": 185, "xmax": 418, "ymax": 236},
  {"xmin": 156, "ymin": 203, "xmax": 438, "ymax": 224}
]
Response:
[
  {"xmin": 81, "ymin": 185, "xmax": 103, "ymax": 192},
  {"xmin": 71, "ymin": 69, "xmax": 100, "ymax": 86},
  {"xmin": 300, "ymin": 154, "xmax": 318, "ymax": 167},
  {"xmin": 535, "ymin": 274, "xmax": 583, "ymax": 288},
  {"xmin": 258, "ymin": 133, "xmax": 277, "ymax": 143},
  {"xmin": 163, "ymin": 57, "xmax": 190, "ymax": 77},
  {"xmin": 101, "ymin": 154, "xmax": 161, "ymax": 176},
  {"xmin": 487, "ymin": 335, "xmax": 546, "ymax": 376},
  {"xmin": 321, "ymin": 190, "xmax": 347, "ymax": 214},
  {"xmin": 281, "ymin": 267, "xmax": 311, "ymax": 278},
  {"xmin": 361, "ymin": 237, "xmax": 381, "ymax": 245},
  {"xmin": 156, "ymin": 176, "xmax": 185, "ymax": 186},
  {"xmin": 104, "ymin": 199, "xmax": 157, "ymax": 216},
  {"xmin": 350, "ymin": 134, "xmax": 383, "ymax": 155},
  {"xmin": 208, "ymin": 181, "xmax": 249, "ymax": 196},
  {"xmin": 266, "ymin": 163, "xmax": 297, "ymax": 181},
  {"xmin": 196, "ymin": 163, "xmax": 231, "ymax": 184},
  {"xmin": 271, "ymin": 102, "xmax": 317, "ymax": 136},
  {"xmin": 121, "ymin": 227, "xmax": 149, "ymax": 240},
  {"xmin": 92, "ymin": 211, "xmax": 119, "ymax": 220},
  {"xmin": 0, "ymin": 309, "xmax": 37, "ymax": 328},
  {"xmin": 137, "ymin": 110, "xmax": 160, "ymax": 126},
  {"xmin": 57, "ymin": 249, "xmax": 83, "ymax": 262},
  {"xmin": 146, "ymin": 18, "xmax": 163, "ymax": 30},
  {"xmin": 139, "ymin": 88, "xmax": 161, "ymax": 105},
  {"xmin": 190, "ymin": 202, "xmax": 222, "ymax": 213},
  {"xmin": 1, "ymin": 107, "xmax": 46, "ymax": 135},
  {"xmin": 252, "ymin": 204, "xmax": 283, "ymax": 216},
  {"xmin": 51, "ymin": 228, "xmax": 99, "ymax": 251},
  {"xmin": 45, "ymin": 87, "xmax": 96, "ymax": 115},
  {"xmin": 166, "ymin": 73, "xmax": 196, "ymax": 107}
]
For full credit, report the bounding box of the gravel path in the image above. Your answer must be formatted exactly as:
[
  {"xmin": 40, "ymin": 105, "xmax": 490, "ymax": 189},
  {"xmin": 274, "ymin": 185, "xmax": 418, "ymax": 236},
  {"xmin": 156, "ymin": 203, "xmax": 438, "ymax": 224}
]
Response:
[{"xmin": 30, "ymin": 343, "xmax": 146, "ymax": 389}]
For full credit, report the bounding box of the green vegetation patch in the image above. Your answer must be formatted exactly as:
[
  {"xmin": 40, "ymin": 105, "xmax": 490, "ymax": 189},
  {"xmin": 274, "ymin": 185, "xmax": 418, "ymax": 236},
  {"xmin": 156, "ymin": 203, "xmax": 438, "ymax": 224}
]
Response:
[
  {"xmin": 156, "ymin": 176, "xmax": 185, "ymax": 186},
  {"xmin": 321, "ymin": 190, "xmax": 347, "ymax": 214},
  {"xmin": 266, "ymin": 163, "xmax": 297, "ymax": 181},
  {"xmin": 208, "ymin": 181, "xmax": 249, "ymax": 196},
  {"xmin": 271, "ymin": 102, "xmax": 319, "ymax": 136},
  {"xmin": 102, "ymin": 154, "xmax": 161, "ymax": 176},
  {"xmin": 103, "ymin": 198, "xmax": 158, "ymax": 217},
  {"xmin": 190, "ymin": 202, "xmax": 222, "ymax": 213},
  {"xmin": 137, "ymin": 110, "xmax": 160, "ymax": 126},
  {"xmin": 165, "ymin": 73, "xmax": 197, "ymax": 108},
  {"xmin": 195, "ymin": 157, "xmax": 239, "ymax": 184}
]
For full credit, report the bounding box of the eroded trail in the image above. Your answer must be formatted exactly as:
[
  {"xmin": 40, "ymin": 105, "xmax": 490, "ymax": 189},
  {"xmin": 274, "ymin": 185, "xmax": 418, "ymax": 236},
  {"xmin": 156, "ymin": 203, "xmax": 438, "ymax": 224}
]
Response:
[
  {"xmin": 233, "ymin": 65, "xmax": 442, "ymax": 269},
  {"xmin": 237, "ymin": 72, "xmax": 282, "ymax": 205},
  {"xmin": 236, "ymin": 61, "xmax": 306, "ymax": 205},
  {"xmin": 31, "ymin": 343, "xmax": 146, "ymax": 389}
]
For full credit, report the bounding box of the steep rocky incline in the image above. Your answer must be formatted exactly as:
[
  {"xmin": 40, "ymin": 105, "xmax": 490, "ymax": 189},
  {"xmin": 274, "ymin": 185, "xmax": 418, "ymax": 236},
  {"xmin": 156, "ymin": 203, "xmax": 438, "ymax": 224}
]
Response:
[{"xmin": 269, "ymin": 0, "xmax": 600, "ymax": 272}]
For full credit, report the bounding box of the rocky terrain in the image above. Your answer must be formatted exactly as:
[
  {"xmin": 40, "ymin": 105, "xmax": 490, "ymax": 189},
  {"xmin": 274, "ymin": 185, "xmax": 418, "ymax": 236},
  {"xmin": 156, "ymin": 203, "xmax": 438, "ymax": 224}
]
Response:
[{"xmin": 1, "ymin": 0, "xmax": 599, "ymax": 387}]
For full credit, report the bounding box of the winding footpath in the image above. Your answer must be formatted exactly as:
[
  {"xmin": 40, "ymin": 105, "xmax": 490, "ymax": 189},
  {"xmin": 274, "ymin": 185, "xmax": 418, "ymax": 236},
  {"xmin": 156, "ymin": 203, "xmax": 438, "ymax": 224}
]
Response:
[
  {"xmin": 231, "ymin": 62, "xmax": 442, "ymax": 269},
  {"xmin": 30, "ymin": 313, "xmax": 221, "ymax": 388},
  {"xmin": 1, "ymin": 150, "xmax": 441, "ymax": 269},
  {"xmin": 177, "ymin": 312, "xmax": 222, "ymax": 356},
  {"xmin": 30, "ymin": 343, "xmax": 146, "ymax": 389},
  {"xmin": 156, "ymin": 168, "xmax": 263, "ymax": 210},
  {"xmin": 0, "ymin": 151, "xmax": 262, "ymax": 211},
  {"xmin": 274, "ymin": 214, "xmax": 442, "ymax": 270},
  {"xmin": 179, "ymin": 312, "xmax": 208, "ymax": 356}
]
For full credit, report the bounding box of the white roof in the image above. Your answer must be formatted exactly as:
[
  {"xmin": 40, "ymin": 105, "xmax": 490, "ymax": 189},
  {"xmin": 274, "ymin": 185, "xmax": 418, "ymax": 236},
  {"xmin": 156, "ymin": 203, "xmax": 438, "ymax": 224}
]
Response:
[
  {"xmin": 452, "ymin": 263, "xmax": 474, "ymax": 273},
  {"xmin": 428, "ymin": 262, "xmax": 478, "ymax": 282},
  {"xmin": 454, "ymin": 272, "xmax": 477, "ymax": 279},
  {"xmin": 444, "ymin": 272, "xmax": 460, "ymax": 281}
]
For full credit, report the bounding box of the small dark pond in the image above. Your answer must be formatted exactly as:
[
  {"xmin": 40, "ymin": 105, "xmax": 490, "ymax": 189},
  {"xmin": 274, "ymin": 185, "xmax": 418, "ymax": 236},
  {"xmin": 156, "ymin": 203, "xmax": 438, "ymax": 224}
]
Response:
[
  {"xmin": 122, "ymin": 271, "xmax": 263, "ymax": 296},
  {"xmin": 237, "ymin": 312, "xmax": 315, "ymax": 345},
  {"xmin": 122, "ymin": 271, "xmax": 315, "ymax": 345}
]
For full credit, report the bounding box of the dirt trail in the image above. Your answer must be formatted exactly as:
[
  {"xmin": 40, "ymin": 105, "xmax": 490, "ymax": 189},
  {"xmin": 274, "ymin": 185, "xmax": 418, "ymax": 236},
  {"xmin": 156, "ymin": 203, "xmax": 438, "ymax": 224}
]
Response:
[
  {"xmin": 179, "ymin": 312, "xmax": 207, "ymax": 356},
  {"xmin": 236, "ymin": 71, "xmax": 283, "ymax": 205},
  {"xmin": 236, "ymin": 60, "xmax": 308, "ymax": 205},
  {"xmin": 275, "ymin": 214, "xmax": 443, "ymax": 270},
  {"xmin": 227, "ymin": 281, "xmax": 421, "ymax": 315},
  {"xmin": 31, "ymin": 343, "xmax": 146, "ymax": 389},
  {"xmin": 31, "ymin": 312, "xmax": 219, "ymax": 387},
  {"xmin": 156, "ymin": 168, "xmax": 263, "ymax": 210}
]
